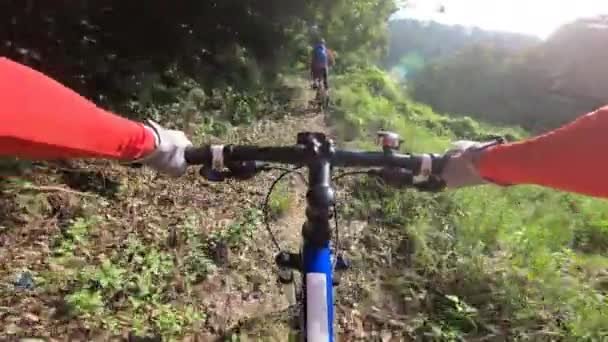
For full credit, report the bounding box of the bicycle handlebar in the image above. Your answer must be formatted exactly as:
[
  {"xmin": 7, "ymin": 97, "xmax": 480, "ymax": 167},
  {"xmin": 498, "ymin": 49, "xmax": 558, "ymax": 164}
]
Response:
[
  {"xmin": 184, "ymin": 135, "xmax": 448, "ymax": 252},
  {"xmin": 185, "ymin": 143, "xmax": 447, "ymax": 189},
  {"xmin": 185, "ymin": 145, "xmax": 308, "ymax": 166}
]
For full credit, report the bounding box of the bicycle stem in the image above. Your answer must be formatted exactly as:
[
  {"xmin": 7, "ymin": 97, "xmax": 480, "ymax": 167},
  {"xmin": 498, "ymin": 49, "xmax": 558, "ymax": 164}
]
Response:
[{"xmin": 298, "ymin": 133, "xmax": 335, "ymax": 247}]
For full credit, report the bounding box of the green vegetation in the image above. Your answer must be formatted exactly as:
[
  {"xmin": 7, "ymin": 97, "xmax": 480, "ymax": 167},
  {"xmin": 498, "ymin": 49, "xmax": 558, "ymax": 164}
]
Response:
[
  {"xmin": 2, "ymin": 2, "xmax": 608, "ymax": 341},
  {"xmin": 208, "ymin": 208, "xmax": 262, "ymax": 249},
  {"xmin": 6, "ymin": 66, "xmax": 600, "ymax": 340},
  {"xmin": 1, "ymin": 0, "xmax": 395, "ymax": 116},
  {"xmin": 41, "ymin": 216, "xmax": 204, "ymax": 338},
  {"xmin": 330, "ymin": 66, "xmax": 523, "ymax": 150},
  {"xmin": 331, "ymin": 66, "xmax": 608, "ymax": 340},
  {"xmin": 0, "ymin": 175, "xmax": 270, "ymax": 340},
  {"xmin": 267, "ymin": 184, "xmax": 294, "ymax": 220}
]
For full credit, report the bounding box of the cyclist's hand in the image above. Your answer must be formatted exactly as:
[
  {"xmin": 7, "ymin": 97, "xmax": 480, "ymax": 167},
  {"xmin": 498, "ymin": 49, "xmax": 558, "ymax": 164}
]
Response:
[
  {"xmin": 138, "ymin": 120, "xmax": 193, "ymax": 177},
  {"xmin": 440, "ymin": 140, "xmax": 499, "ymax": 188}
]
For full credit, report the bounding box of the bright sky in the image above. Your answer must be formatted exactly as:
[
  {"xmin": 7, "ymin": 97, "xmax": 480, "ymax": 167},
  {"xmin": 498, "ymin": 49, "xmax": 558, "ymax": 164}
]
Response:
[{"xmin": 392, "ymin": 0, "xmax": 608, "ymax": 39}]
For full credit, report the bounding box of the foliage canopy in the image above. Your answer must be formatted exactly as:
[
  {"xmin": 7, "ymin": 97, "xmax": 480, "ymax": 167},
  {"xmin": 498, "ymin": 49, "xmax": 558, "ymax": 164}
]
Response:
[{"xmin": 0, "ymin": 0, "xmax": 396, "ymax": 107}]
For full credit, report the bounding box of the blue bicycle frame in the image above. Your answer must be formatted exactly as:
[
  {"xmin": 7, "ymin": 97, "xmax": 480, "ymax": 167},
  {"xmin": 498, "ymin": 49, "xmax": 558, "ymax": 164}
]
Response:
[
  {"xmin": 302, "ymin": 240, "xmax": 334, "ymax": 341},
  {"xmin": 298, "ymin": 152, "xmax": 335, "ymax": 342}
]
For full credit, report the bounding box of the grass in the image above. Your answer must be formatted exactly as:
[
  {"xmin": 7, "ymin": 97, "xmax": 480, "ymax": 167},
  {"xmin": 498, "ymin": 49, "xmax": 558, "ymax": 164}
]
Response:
[
  {"xmin": 27, "ymin": 200, "xmax": 262, "ymax": 339},
  {"xmin": 208, "ymin": 207, "xmax": 262, "ymax": 248},
  {"xmin": 267, "ymin": 183, "xmax": 293, "ymax": 220},
  {"xmin": 330, "ymin": 66, "xmax": 608, "ymax": 340},
  {"xmin": 40, "ymin": 215, "xmax": 204, "ymax": 338}
]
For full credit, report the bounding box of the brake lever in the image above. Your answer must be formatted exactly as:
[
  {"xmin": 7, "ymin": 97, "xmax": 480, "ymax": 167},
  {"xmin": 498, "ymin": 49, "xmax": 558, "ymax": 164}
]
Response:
[
  {"xmin": 199, "ymin": 167, "xmax": 227, "ymax": 182},
  {"xmin": 371, "ymin": 168, "xmax": 413, "ymax": 188},
  {"xmin": 228, "ymin": 161, "xmax": 270, "ymax": 180},
  {"xmin": 199, "ymin": 161, "xmax": 270, "ymax": 182},
  {"xmin": 370, "ymin": 168, "xmax": 446, "ymax": 192}
]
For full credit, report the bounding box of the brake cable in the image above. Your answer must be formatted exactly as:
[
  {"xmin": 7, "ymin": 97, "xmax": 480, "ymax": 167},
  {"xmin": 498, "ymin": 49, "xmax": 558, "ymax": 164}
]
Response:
[
  {"xmin": 262, "ymin": 168, "xmax": 380, "ymax": 268},
  {"xmin": 262, "ymin": 166, "xmax": 306, "ymax": 252},
  {"xmin": 332, "ymin": 202, "xmax": 340, "ymax": 268},
  {"xmin": 332, "ymin": 170, "xmax": 375, "ymax": 181}
]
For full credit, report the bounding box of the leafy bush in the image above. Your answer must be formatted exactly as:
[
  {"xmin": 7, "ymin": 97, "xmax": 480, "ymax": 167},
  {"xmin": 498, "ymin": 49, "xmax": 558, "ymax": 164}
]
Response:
[{"xmin": 66, "ymin": 289, "xmax": 104, "ymax": 317}]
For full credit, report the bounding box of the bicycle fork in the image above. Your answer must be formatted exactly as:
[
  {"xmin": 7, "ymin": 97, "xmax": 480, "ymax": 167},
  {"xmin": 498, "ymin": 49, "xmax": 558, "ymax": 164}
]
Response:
[{"xmin": 276, "ymin": 251, "xmax": 350, "ymax": 289}]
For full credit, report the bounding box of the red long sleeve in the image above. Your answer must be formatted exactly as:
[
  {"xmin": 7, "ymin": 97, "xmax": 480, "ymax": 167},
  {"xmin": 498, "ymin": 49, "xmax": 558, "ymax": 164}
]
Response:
[
  {"xmin": 479, "ymin": 106, "xmax": 608, "ymax": 198},
  {"xmin": 0, "ymin": 58, "xmax": 156, "ymax": 160}
]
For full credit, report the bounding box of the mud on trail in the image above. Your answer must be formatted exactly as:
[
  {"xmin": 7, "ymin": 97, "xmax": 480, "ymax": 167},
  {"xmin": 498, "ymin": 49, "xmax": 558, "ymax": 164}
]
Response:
[{"xmin": 0, "ymin": 105, "xmax": 417, "ymax": 341}]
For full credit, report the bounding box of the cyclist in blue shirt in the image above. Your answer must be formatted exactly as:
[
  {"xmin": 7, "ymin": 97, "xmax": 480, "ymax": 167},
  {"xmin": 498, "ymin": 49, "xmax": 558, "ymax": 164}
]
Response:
[{"xmin": 310, "ymin": 38, "xmax": 335, "ymax": 91}]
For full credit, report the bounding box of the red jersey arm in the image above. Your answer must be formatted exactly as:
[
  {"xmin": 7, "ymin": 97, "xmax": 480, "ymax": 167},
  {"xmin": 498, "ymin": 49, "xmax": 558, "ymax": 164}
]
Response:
[
  {"xmin": 478, "ymin": 106, "xmax": 608, "ymax": 198},
  {"xmin": 0, "ymin": 58, "xmax": 156, "ymax": 160}
]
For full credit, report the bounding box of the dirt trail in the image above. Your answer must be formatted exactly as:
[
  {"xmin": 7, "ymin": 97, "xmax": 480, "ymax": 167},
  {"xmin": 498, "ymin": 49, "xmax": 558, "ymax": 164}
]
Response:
[
  {"xmin": 0, "ymin": 108, "xmax": 342, "ymax": 341},
  {"xmin": 205, "ymin": 111, "xmax": 411, "ymax": 341},
  {"xmin": 0, "ymin": 89, "xmax": 413, "ymax": 341},
  {"xmin": 194, "ymin": 111, "xmax": 334, "ymax": 339}
]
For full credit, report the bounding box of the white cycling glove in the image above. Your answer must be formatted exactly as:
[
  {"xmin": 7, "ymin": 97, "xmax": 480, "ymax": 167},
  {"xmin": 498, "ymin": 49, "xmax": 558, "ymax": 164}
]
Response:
[
  {"xmin": 440, "ymin": 140, "xmax": 505, "ymax": 188},
  {"xmin": 138, "ymin": 120, "xmax": 193, "ymax": 177}
]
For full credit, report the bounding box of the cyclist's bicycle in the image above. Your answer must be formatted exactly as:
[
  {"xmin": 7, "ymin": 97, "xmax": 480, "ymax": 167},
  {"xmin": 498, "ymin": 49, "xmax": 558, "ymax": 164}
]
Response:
[
  {"xmin": 185, "ymin": 131, "xmax": 447, "ymax": 341},
  {"xmin": 312, "ymin": 78, "xmax": 329, "ymax": 112}
]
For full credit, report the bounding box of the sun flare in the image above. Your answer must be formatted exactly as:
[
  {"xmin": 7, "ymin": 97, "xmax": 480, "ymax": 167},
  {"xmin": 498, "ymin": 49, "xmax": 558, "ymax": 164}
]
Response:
[{"xmin": 394, "ymin": 0, "xmax": 608, "ymax": 38}]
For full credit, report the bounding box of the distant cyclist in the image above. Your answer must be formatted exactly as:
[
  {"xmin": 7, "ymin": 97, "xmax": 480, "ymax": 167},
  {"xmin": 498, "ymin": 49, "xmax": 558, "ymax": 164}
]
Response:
[{"xmin": 310, "ymin": 38, "xmax": 335, "ymax": 91}]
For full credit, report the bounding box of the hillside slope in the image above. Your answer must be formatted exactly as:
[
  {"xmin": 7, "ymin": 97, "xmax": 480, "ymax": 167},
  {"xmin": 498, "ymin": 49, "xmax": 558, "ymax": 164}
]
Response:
[
  {"xmin": 330, "ymin": 67, "xmax": 608, "ymax": 340},
  {"xmin": 1, "ymin": 71, "xmax": 608, "ymax": 341},
  {"xmin": 384, "ymin": 18, "xmax": 539, "ymax": 71},
  {"xmin": 545, "ymin": 15, "xmax": 608, "ymax": 102},
  {"xmin": 389, "ymin": 16, "xmax": 608, "ymax": 131}
]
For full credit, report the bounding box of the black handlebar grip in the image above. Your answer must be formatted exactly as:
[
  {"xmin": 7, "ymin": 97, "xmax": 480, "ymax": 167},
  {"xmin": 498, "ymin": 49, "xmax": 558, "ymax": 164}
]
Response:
[{"xmin": 184, "ymin": 146, "xmax": 212, "ymax": 165}]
